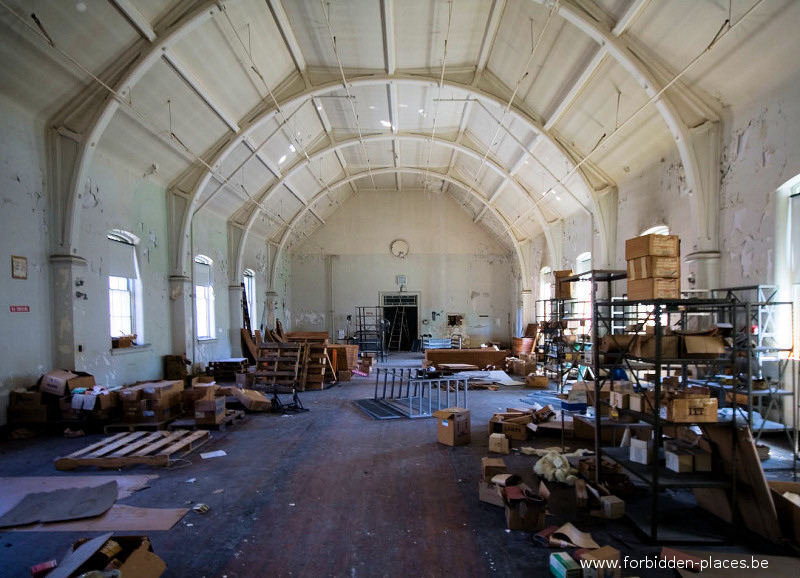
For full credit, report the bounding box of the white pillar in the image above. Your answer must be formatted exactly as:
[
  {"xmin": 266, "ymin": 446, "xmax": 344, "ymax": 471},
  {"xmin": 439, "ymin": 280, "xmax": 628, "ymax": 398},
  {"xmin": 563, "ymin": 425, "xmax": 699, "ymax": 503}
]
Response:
[{"xmin": 49, "ymin": 254, "xmax": 87, "ymax": 370}]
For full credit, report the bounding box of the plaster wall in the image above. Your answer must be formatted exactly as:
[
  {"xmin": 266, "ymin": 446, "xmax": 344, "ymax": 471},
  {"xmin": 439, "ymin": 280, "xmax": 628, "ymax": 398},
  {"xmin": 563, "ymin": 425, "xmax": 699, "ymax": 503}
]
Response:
[
  {"xmin": 72, "ymin": 150, "xmax": 171, "ymax": 386},
  {"xmin": 718, "ymin": 73, "xmax": 800, "ymax": 287},
  {"xmin": 290, "ymin": 191, "xmax": 514, "ymax": 346},
  {"xmin": 189, "ymin": 210, "xmax": 233, "ymax": 370},
  {"xmin": 0, "ymin": 97, "xmax": 52, "ymax": 423}
]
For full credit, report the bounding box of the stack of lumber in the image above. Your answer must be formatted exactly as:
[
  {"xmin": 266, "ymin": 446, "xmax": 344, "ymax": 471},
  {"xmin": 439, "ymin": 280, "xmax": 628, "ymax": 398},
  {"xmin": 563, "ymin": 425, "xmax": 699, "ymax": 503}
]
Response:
[{"xmin": 206, "ymin": 358, "xmax": 248, "ymax": 382}]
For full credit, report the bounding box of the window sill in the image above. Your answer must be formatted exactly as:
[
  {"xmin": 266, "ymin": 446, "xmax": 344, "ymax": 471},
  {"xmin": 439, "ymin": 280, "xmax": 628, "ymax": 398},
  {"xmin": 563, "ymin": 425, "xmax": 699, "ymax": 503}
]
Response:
[
  {"xmin": 197, "ymin": 338, "xmax": 218, "ymax": 344},
  {"xmin": 110, "ymin": 344, "xmax": 152, "ymax": 356}
]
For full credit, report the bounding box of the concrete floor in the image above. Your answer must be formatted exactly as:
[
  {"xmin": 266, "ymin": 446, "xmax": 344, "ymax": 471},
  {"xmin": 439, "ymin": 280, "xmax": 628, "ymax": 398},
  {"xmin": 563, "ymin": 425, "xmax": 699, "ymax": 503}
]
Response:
[{"xmin": 0, "ymin": 352, "xmax": 795, "ymax": 577}]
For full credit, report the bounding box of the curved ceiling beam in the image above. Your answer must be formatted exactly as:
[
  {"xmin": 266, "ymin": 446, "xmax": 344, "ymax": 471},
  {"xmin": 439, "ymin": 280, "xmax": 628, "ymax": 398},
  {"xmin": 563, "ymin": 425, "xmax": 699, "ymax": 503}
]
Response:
[
  {"xmin": 265, "ymin": 166, "xmax": 533, "ymax": 292},
  {"xmin": 56, "ymin": 0, "xmax": 229, "ymax": 254},
  {"xmin": 232, "ymin": 132, "xmax": 554, "ymax": 285},
  {"xmin": 533, "ymin": 0, "xmax": 707, "ymax": 242},
  {"xmin": 180, "ymin": 75, "xmax": 603, "ymax": 276}
]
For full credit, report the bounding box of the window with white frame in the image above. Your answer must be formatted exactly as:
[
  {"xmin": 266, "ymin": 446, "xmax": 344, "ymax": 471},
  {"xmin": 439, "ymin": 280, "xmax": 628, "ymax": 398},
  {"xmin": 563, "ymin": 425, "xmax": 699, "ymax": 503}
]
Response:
[
  {"xmin": 243, "ymin": 269, "xmax": 256, "ymax": 328},
  {"xmin": 194, "ymin": 256, "xmax": 215, "ymax": 340},
  {"xmin": 108, "ymin": 232, "xmax": 139, "ymax": 339},
  {"xmin": 574, "ymin": 252, "xmax": 592, "ymax": 321}
]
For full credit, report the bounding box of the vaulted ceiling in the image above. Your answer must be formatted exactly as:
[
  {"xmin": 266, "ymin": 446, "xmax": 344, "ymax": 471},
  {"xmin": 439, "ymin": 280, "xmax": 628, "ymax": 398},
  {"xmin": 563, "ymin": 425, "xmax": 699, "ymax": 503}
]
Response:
[{"xmin": 2, "ymin": 0, "xmax": 799, "ymax": 257}]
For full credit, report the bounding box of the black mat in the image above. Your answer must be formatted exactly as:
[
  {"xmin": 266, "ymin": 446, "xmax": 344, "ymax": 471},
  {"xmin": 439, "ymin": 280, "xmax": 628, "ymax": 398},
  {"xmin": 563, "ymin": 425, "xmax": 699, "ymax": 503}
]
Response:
[
  {"xmin": 353, "ymin": 399, "xmax": 406, "ymax": 420},
  {"xmin": 0, "ymin": 480, "xmax": 117, "ymax": 527}
]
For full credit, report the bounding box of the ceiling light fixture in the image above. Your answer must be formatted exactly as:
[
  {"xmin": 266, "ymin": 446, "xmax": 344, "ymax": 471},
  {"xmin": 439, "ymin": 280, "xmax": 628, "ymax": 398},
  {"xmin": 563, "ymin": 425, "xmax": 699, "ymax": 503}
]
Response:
[
  {"xmin": 289, "ymin": 144, "xmax": 296, "ymax": 152},
  {"xmin": 278, "ymin": 155, "xmax": 287, "ymax": 164},
  {"xmin": 380, "ymin": 120, "xmax": 392, "ymax": 128}
]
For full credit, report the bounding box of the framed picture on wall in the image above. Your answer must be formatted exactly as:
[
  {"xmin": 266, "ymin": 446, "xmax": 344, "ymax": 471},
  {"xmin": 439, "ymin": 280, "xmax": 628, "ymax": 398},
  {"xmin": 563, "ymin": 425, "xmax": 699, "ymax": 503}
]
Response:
[{"xmin": 11, "ymin": 255, "xmax": 27, "ymax": 279}]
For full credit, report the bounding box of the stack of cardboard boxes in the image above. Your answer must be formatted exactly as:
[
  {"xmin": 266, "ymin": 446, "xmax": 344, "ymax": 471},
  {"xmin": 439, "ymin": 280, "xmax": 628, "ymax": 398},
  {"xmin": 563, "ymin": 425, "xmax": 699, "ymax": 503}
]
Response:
[
  {"xmin": 625, "ymin": 234, "xmax": 681, "ymax": 300},
  {"xmin": 357, "ymin": 352, "xmax": 374, "ymax": 375},
  {"xmin": 120, "ymin": 380, "xmax": 185, "ymax": 423}
]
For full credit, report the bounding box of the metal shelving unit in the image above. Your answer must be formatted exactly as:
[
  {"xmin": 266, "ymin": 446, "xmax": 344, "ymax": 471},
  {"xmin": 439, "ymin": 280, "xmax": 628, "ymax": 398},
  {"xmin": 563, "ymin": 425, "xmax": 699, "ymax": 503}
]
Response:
[{"xmin": 592, "ymin": 296, "xmax": 740, "ymax": 543}]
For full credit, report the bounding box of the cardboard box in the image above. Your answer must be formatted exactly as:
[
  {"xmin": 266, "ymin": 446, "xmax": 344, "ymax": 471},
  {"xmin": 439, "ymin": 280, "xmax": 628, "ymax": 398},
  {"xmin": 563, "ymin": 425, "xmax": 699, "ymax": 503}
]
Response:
[
  {"xmin": 500, "ymin": 485, "xmax": 547, "ymax": 531},
  {"xmin": 665, "ymin": 450, "xmax": 694, "ymax": 473},
  {"xmin": 478, "ymin": 481, "xmax": 505, "ymax": 507},
  {"xmin": 688, "ymin": 447, "xmax": 712, "ymax": 471},
  {"xmin": 630, "ymin": 438, "xmax": 653, "ymax": 465},
  {"xmin": 630, "ymin": 335, "xmax": 680, "ymax": 359},
  {"xmin": 122, "ymin": 398, "xmax": 182, "ymax": 423},
  {"xmin": 481, "ymin": 457, "xmax": 507, "ymax": 481},
  {"xmin": 553, "ymin": 270, "xmax": 573, "ymax": 299},
  {"xmin": 235, "ymin": 371, "xmax": 255, "ymax": 388},
  {"xmin": 682, "ymin": 335, "xmax": 726, "ymax": 359},
  {"xmin": 768, "ymin": 480, "xmax": 800, "ymax": 546},
  {"xmin": 525, "ymin": 375, "xmax": 549, "ymax": 389},
  {"xmin": 627, "ymin": 277, "xmax": 680, "ymax": 300},
  {"xmin": 489, "ymin": 432, "xmax": 509, "ymax": 454},
  {"xmin": 140, "ymin": 380, "xmax": 184, "ymax": 401},
  {"xmin": 337, "ymin": 369, "xmax": 353, "ymax": 381},
  {"xmin": 667, "ymin": 397, "xmax": 718, "ymax": 422},
  {"xmin": 111, "ymin": 334, "xmax": 136, "ymax": 348},
  {"xmin": 601, "ymin": 495, "xmax": 625, "ymax": 519},
  {"xmin": 9, "ymin": 390, "xmax": 44, "ymax": 407},
  {"xmin": 47, "ymin": 533, "xmax": 166, "ymax": 578},
  {"xmin": 609, "ymin": 391, "xmax": 629, "ymax": 410},
  {"xmin": 549, "ymin": 552, "xmax": 581, "ymax": 578},
  {"xmin": 9, "ymin": 405, "xmax": 56, "ymax": 423},
  {"xmin": 195, "ymin": 396, "xmax": 225, "ymax": 425},
  {"xmin": 232, "ymin": 388, "xmax": 272, "ymax": 411},
  {"xmin": 578, "ymin": 545, "xmax": 622, "ymax": 578},
  {"xmin": 60, "ymin": 396, "xmax": 80, "ymax": 420},
  {"xmin": 433, "ymin": 407, "xmax": 471, "ymax": 446},
  {"xmin": 40, "ymin": 370, "xmax": 96, "ymax": 397},
  {"xmin": 625, "ymin": 234, "xmax": 680, "ymax": 260},
  {"xmin": 627, "ymin": 256, "xmax": 681, "ymax": 280},
  {"xmin": 502, "ymin": 420, "xmax": 529, "ymax": 441}
]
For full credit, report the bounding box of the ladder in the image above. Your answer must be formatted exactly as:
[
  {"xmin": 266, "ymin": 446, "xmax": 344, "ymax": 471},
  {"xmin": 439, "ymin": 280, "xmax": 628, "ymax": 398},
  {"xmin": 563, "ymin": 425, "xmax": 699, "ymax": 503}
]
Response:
[{"xmin": 388, "ymin": 307, "xmax": 409, "ymax": 351}]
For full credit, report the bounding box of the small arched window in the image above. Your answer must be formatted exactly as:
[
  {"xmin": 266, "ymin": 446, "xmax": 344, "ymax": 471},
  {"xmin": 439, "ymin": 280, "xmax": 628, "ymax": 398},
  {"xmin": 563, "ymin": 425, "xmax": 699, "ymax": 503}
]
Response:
[{"xmin": 243, "ymin": 269, "xmax": 256, "ymax": 327}]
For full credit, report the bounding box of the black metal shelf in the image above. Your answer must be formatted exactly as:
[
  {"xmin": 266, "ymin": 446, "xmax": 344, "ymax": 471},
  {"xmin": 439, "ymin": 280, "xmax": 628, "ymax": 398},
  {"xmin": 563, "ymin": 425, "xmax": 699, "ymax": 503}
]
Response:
[{"xmin": 603, "ymin": 447, "xmax": 732, "ymax": 489}]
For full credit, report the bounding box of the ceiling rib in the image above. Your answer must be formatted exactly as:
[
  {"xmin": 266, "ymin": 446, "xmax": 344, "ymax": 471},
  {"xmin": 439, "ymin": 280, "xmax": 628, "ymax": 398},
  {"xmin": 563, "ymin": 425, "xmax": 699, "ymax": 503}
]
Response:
[
  {"xmin": 109, "ymin": 0, "xmax": 157, "ymax": 42},
  {"xmin": 163, "ymin": 51, "xmax": 240, "ymax": 133},
  {"xmin": 381, "ymin": 0, "xmax": 396, "ymax": 75},
  {"xmin": 612, "ymin": 0, "xmax": 651, "ymax": 36},
  {"xmin": 266, "ymin": 0, "xmax": 309, "ymax": 86},
  {"xmin": 544, "ymin": 47, "xmax": 607, "ymax": 131},
  {"xmin": 474, "ymin": 0, "xmax": 506, "ymax": 84}
]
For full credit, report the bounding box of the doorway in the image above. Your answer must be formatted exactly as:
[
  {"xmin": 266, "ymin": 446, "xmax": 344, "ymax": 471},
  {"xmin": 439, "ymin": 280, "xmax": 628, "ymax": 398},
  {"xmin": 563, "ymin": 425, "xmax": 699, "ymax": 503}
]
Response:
[{"xmin": 381, "ymin": 293, "xmax": 419, "ymax": 351}]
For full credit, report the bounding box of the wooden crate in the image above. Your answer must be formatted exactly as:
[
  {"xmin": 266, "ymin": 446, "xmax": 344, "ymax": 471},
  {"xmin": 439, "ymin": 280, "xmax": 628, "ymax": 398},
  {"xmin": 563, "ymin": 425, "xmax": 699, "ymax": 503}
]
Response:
[{"xmin": 254, "ymin": 343, "xmax": 302, "ymax": 390}]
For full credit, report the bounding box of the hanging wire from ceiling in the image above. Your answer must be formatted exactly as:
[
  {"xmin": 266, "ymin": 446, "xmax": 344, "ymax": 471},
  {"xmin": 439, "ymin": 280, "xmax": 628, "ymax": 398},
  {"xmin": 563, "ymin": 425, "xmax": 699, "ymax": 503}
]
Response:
[
  {"xmin": 320, "ymin": 0, "xmax": 377, "ymax": 189},
  {"xmin": 0, "ymin": 1, "xmax": 294, "ymax": 229},
  {"xmin": 458, "ymin": 1, "xmax": 559, "ymax": 210},
  {"xmin": 421, "ymin": 0, "xmax": 454, "ymax": 195},
  {"xmin": 497, "ymin": 0, "xmax": 767, "ymax": 242},
  {"xmin": 219, "ymin": 4, "xmax": 341, "ymax": 229}
]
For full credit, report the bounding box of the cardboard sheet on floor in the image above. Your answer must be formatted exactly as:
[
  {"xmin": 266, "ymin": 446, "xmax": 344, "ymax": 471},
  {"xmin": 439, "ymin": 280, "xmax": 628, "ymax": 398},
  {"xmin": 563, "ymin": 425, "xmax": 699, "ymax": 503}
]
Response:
[
  {"xmin": 457, "ymin": 370, "xmax": 525, "ymax": 386},
  {"xmin": 0, "ymin": 475, "xmax": 156, "ymax": 517},
  {"xmin": 9, "ymin": 505, "xmax": 189, "ymax": 532},
  {"xmin": 0, "ymin": 481, "xmax": 117, "ymax": 527},
  {"xmin": 549, "ymin": 522, "xmax": 600, "ymax": 549}
]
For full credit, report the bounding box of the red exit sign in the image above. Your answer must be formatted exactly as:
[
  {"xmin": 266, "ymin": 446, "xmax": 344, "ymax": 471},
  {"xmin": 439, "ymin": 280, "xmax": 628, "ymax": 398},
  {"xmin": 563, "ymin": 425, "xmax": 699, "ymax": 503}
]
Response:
[{"xmin": 10, "ymin": 305, "xmax": 30, "ymax": 313}]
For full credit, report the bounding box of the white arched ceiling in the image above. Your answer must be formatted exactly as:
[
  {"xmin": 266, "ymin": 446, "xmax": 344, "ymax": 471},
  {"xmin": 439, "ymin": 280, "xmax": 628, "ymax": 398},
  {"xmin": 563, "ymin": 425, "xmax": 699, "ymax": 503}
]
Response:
[{"xmin": 3, "ymin": 0, "xmax": 797, "ymax": 292}]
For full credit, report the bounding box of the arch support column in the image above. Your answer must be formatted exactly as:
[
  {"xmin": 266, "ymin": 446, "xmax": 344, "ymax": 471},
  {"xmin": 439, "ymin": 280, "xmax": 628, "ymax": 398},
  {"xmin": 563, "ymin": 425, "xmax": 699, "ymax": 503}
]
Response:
[
  {"xmin": 50, "ymin": 255, "xmax": 88, "ymax": 369},
  {"xmin": 169, "ymin": 275, "xmax": 193, "ymax": 357},
  {"xmin": 229, "ymin": 284, "xmax": 244, "ymax": 357}
]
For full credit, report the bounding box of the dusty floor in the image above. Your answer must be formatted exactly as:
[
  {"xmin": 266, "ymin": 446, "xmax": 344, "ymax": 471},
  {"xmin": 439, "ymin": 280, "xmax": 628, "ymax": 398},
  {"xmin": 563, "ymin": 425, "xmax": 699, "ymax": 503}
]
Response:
[{"xmin": 0, "ymin": 352, "xmax": 795, "ymax": 577}]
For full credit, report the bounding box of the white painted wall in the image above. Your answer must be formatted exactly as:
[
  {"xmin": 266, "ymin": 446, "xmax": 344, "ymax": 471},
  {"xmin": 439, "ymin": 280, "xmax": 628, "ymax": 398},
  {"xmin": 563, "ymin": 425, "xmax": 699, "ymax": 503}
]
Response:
[
  {"xmin": 189, "ymin": 210, "xmax": 233, "ymax": 371},
  {"xmin": 718, "ymin": 73, "xmax": 800, "ymax": 288},
  {"xmin": 0, "ymin": 97, "xmax": 52, "ymax": 422},
  {"xmin": 290, "ymin": 190, "xmax": 515, "ymax": 346},
  {"xmin": 72, "ymin": 150, "xmax": 171, "ymax": 387}
]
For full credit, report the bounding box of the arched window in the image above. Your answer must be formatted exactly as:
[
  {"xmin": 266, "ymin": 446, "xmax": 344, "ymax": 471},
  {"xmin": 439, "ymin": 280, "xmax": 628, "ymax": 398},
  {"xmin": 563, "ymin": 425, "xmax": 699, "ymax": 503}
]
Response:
[
  {"xmin": 641, "ymin": 225, "xmax": 670, "ymax": 236},
  {"xmin": 108, "ymin": 231, "xmax": 142, "ymax": 343},
  {"xmin": 574, "ymin": 253, "xmax": 592, "ymax": 318},
  {"xmin": 243, "ymin": 269, "xmax": 256, "ymax": 328},
  {"xmin": 194, "ymin": 255, "xmax": 215, "ymax": 340},
  {"xmin": 540, "ymin": 266, "xmax": 552, "ymax": 301}
]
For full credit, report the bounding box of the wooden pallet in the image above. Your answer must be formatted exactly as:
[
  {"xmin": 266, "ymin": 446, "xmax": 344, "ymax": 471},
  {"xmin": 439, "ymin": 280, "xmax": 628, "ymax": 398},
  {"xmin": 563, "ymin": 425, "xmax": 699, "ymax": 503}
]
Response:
[
  {"xmin": 255, "ymin": 342, "xmax": 302, "ymax": 390},
  {"xmin": 104, "ymin": 418, "xmax": 177, "ymax": 434},
  {"xmin": 54, "ymin": 430, "xmax": 211, "ymax": 470},
  {"xmin": 168, "ymin": 410, "xmax": 246, "ymax": 431}
]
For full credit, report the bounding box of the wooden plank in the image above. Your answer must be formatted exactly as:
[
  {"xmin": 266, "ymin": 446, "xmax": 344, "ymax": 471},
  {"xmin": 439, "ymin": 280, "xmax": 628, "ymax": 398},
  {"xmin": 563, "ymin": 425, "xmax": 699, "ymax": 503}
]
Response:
[
  {"xmin": 84, "ymin": 432, "xmax": 152, "ymax": 458},
  {"xmin": 100, "ymin": 432, "xmax": 164, "ymax": 458},
  {"xmin": 158, "ymin": 430, "xmax": 209, "ymax": 456},
  {"xmin": 131, "ymin": 431, "xmax": 191, "ymax": 457},
  {"xmin": 63, "ymin": 432, "xmax": 132, "ymax": 459},
  {"xmin": 424, "ymin": 348, "xmax": 509, "ymax": 370}
]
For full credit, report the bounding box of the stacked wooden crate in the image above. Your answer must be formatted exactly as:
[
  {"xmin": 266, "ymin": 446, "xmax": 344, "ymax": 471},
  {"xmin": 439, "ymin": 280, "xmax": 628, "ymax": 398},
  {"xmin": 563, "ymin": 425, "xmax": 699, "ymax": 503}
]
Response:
[
  {"xmin": 253, "ymin": 344, "xmax": 302, "ymax": 393},
  {"xmin": 625, "ymin": 234, "xmax": 681, "ymax": 299},
  {"xmin": 284, "ymin": 332, "xmax": 329, "ymax": 391}
]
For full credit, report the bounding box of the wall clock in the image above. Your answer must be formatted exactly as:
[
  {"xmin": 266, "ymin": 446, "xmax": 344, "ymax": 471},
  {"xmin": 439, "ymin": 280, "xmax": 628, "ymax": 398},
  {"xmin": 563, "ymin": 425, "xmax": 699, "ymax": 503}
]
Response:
[{"xmin": 389, "ymin": 239, "xmax": 409, "ymax": 259}]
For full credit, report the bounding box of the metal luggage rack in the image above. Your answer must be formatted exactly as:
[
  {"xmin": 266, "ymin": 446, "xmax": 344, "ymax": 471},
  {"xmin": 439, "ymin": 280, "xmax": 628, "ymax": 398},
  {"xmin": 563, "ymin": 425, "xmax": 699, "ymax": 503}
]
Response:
[{"xmin": 371, "ymin": 367, "xmax": 469, "ymax": 418}]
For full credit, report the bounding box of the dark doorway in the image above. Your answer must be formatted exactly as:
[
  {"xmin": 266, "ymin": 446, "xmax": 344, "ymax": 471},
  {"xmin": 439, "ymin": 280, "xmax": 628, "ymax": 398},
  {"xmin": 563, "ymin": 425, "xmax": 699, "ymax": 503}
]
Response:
[{"xmin": 383, "ymin": 305, "xmax": 418, "ymax": 351}]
